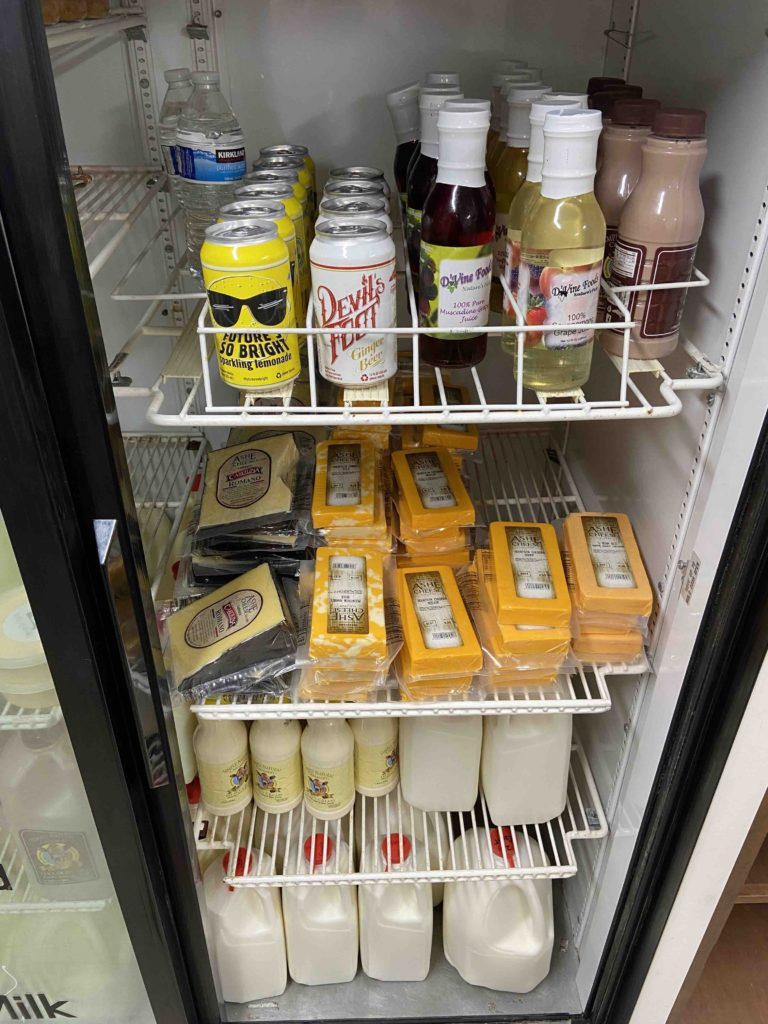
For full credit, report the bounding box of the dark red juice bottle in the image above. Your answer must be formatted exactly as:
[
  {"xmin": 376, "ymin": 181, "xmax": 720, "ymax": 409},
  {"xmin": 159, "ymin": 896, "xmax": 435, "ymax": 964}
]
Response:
[
  {"xmin": 406, "ymin": 86, "xmax": 462, "ymax": 289},
  {"xmin": 420, "ymin": 99, "xmax": 495, "ymax": 368},
  {"xmin": 386, "ymin": 82, "xmax": 420, "ymax": 221}
]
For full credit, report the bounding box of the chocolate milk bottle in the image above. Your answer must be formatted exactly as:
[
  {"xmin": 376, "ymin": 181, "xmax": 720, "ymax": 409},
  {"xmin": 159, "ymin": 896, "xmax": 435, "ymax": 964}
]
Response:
[
  {"xmin": 595, "ymin": 98, "xmax": 660, "ymax": 319},
  {"xmin": 601, "ymin": 108, "xmax": 706, "ymax": 359}
]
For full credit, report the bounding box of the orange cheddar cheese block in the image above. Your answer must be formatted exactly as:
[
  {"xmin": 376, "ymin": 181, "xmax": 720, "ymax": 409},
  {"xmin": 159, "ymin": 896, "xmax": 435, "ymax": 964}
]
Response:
[
  {"xmin": 489, "ymin": 521, "xmax": 571, "ymax": 627},
  {"xmin": 392, "ymin": 447, "xmax": 475, "ymax": 530},
  {"xmin": 563, "ymin": 512, "xmax": 653, "ymax": 617}
]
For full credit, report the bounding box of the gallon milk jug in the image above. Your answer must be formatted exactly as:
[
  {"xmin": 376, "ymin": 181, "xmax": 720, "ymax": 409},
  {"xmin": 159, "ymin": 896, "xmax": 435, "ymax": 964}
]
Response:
[
  {"xmin": 443, "ymin": 826, "xmax": 554, "ymax": 992},
  {"xmin": 302, "ymin": 719, "xmax": 355, "ymax": 820},
  {"xmin": 250, "ymin": 718, "xmax": 303, "ymax": 814},
  {"xmin": 193, "ymin": 719, "xmax": 252, "ymax": 817},
  {"xmin": 400, "ymin": 716, "xmax": 482, "ymax": 812},
  {"xmin": 359, "ymin": 833, "xmax": 433, "ymax": 981},
  {"xmin": 481, "ymin": 714, "xmax": 572, "ymax": 825},
  {"xmin": 282, "ymin": 834, "xmax": 358, "ymax": 985},
  {"xmin": 203, "ymin": 847, "xmax": 287, "ymax": 1002},
  {"xmin": 354, "ymin": 790, "xmax": 448, "ymax": 905},
  {"xmin": 351, "ymin": 716, "xmax": 399, "ymax": 796}
]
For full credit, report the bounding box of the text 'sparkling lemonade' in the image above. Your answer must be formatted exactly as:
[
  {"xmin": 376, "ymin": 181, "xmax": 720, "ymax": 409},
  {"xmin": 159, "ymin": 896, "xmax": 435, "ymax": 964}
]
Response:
[{"xmin": 202, "ymin": 220, "xmax": 301, "ymax": 392}]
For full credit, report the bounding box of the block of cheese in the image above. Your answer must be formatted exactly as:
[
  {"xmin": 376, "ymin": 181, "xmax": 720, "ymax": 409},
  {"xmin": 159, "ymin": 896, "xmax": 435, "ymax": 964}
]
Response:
[
  {"xmin": 312, "ymin": 439, "xmax": 376, "ymax": 529},
  {"xmin": 396, "ymin": 548, "xmax": 470, "ymax": 569},
  {"xmin": 419, "ymin": 382, "xmax": 479, "ymax": 451},
  {"xmin": 297, "ymin": 666, "xmax": 382, "ymax": 701},
  {"xmin": 481, "ymin": 668, "xmax": 559, "ymax": 691},
  {"xmin": 309, "ymin": 548, "xmax": 387, "ymax": 667},
  {"xmin": 398, "ymin": 504, "xmax": 465, "ymax": 550},
  {"xmin": 572, "ymin": 627, "xmax": 644, "ymax": 662},
  {"xmin": 398, "ymin": 671, "xmax": 475, "ymax": 701},
  {"xmin": 396, "ymin": 564, "xmax": 482, "ymax": 682},
  {"xmin": 392, "ymin": 447, "xmax": 475, "ymax": 529},
  {"xmin": 564, "ymin": 513, "xmax": 652, "ymax": 616},
  {"xmin": 322, "ymin": 472, "xmax": 391, "ymax": 551},
  {"xmin": 489, "ymin": 521, "xmax": 571, "ymax": 627},
  {"xmin": 168, "ymin": 563, "xmax": 297, "ymax": 691},
  {"xmin": 198, "ymin": 435, "xmax": 300, "ymax": 538}
]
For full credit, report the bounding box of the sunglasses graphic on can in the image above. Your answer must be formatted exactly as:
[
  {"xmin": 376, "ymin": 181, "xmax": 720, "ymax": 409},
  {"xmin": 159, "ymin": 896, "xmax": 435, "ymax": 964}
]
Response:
[{"xmin": 208, "ymin": 286, "xmax": 289, "ymax": 328}]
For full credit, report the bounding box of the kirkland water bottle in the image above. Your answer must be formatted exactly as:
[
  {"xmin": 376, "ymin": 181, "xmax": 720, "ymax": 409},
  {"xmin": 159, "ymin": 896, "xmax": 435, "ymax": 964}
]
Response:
[
  {"xmin": 158, "ymin": 67, "xmax": 192, "ymax": 178},
  {"xmin": 176, "ymin": 71, "xmax": 246, "ymax": 276}
]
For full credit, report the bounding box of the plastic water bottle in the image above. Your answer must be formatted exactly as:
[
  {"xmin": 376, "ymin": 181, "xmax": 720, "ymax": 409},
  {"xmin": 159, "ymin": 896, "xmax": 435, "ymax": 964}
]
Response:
[
  {"xmin": 158, "ymin": 67, "xmax": 192, "ymax": 177},
  {"xmin": 176, "ymin": 71, "xmax": 246, "ymax": 276}
]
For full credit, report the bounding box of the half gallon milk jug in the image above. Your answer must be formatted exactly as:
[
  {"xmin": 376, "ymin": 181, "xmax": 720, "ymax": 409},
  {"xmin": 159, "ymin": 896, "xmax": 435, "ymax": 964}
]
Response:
[
  {"xmin": 203, "ymin": 847, "xmax": 287, "ymax": 1002},
  {"xmin": 193, "ymin": 719, "xmax": 252, "ymax": 817},
  {"xmin": 481, "ymin": 714, "xmax": 572, "ymax": 824},
  {"xmin": 354, "ymin": 791, "xmax": 448, "ymax": 905},
  {"xmin": 443, "ymin": 827, "xmax": 554, "ymax": 992},
  {"xmin": 400, "ymin": 716, "xmax": 482, "ymax": 811},
  {"xmin": 282, "ymin": 834, "xmax": 358, "ymax": 985},
  {"xmin": 359, "ymin": 833, "xmax": 433, "ymax": 981},
  {"xmin": 302, "ymin": 718, "xmax": 355, "ymax": 820}
]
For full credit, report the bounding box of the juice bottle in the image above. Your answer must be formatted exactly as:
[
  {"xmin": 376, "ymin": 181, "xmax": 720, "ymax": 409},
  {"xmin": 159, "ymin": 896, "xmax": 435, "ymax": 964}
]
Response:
[
  {"xmin": 588, "ymin": 83, "xmax": 643, "ymax": 114},
  {"xmin": 594, "ymin": 98, "xmax": 660, "ymax": 320},
  {"xmin": 501, "ymin": 95, "xmax": 587, "ymax": 349},
  {"xmin": 587, "ymin": 75, "xmax": 625, "ymax": 98},
  {"xmin": 420, "ymin": 99, "xmax": 495, "ymax": 369},
  {"xmin": 601, "ymin": 107, "xmax": 707, "ymax": 359},
  {"xmin": 517, "ymin": 108, "xmax": 605, "ymax": 391},
  {"xmin": 406, "ymin": 86, "xmax": 464, "ymax": 290},
  {"xmin": 490, "ymin": 84, "xmax": 551, "ymax": 312},
  {"xmin": 487, "ymin": 69, "xmax": 542, "ymax": 169},
  {"xmin": 386, "ymin": 82, "xmax": 420, "ymax": 220}
]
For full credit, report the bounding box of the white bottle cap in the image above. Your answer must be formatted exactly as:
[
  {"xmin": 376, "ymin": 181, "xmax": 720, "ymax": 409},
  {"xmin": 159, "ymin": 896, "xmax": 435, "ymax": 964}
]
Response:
[
  {"xmin": 541, "ymin": 108, "xmax": 602, "ymax": 199},
  {"xmin": 425, "ymin": 71, "xmax": 461, "ymax": 87},
  {"xmin": 491, "ymin": 71, "xmax": 538, "ymax": 132},
  {"xmin": 526, "ymin": 96, "xmax": 587, "ymax": 183},
  {"xmin": 505, "ymin": 86, "xmax": 553, "ymax": 147},
  {"xmin": 191, "ymin": 71, "xmax": 219, "ymax": 85},
  {"xmin": 164, "ymin": 67, "xmax": 191, "ymax": 84},
  {"xmin": 495, "ymin": 58, "xmax": 528, "ymax": 73},
  {"xmin": 419, "ymin": 88, "xmax": 464, "ymax": 158},
  {"xmin": 547, "ymin": 91, "xmax": 589, "ymax": 106},
  {"xmin": 436, "ymin": 99, "xmax": 491, "ymax": 187},
  {"xmin": 386, "ymin": 81, "xmax": 420, "ymax": 143}
]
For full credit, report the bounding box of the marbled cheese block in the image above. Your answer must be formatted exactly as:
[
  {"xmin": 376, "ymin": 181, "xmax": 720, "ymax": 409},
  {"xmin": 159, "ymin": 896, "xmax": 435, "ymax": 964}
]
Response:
[
  {"xmin": 489, "ymin": 521, "xmax": 571, "ymax": 628},
  {"xmin": 312, "ymin": 439, "xmax": 376, "ymax": 529},
  {"xmin": 309, "ymin": 548, "xmax": 388, "ymax": 667}
]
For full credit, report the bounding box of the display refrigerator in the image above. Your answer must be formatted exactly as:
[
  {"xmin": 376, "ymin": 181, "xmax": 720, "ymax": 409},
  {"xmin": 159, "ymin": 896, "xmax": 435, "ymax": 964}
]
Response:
[{"xmin": 0, "ymin": 1, "xmax": 767, "ymax": 1022}]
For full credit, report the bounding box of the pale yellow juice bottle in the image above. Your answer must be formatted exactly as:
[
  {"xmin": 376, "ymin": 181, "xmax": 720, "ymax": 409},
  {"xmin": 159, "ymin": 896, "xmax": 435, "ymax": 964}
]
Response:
[
  {"xmin": 502, "ymin": 94, "xmax": 587, "ymax": 349},
  {"xmin": 517, "ymin": 108, "xmax": 605, "ymax": 391}
]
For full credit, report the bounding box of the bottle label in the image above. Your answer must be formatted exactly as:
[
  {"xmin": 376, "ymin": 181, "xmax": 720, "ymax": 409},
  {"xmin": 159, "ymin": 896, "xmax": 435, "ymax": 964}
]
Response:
[
  {"xmin": 20, "ymin": 829, "xmax": 98, "ymax": 886},
  {"xmin": 493, "ymin": 211, "xmax": 510, "ymax": 278},
  {"xmin": 177, "ymin": 128, "xmax": 246, "ymax": 183},
  {"xmin": 252, "ymin": 749, "xmax": 303, "ymax": 809},
  {"xmin": 161, "ymin": 143, "xmax": 179, "ymax": 177},
  {"xmin": 419, "ymin": 241, "xmax": 493, "ymax": 340},
  {"xmin": 597, "ymin": 226, "xmax": 618, "ymax": 320},
  {"xmin": 355, "ymin": 739, "xmax": 398, "ymax": 791},
  {"xmin": 184, "ymin": 589, "xmax": 263, "ymax": 648},
  {"xmin": 304, "ymin": 759, "xmax": 355, "ymax": 814},
  {"xmin": 607, "ymin": 239, "xmax": 697, "ymax": 339},
  {"xmin": 503, "ymin": 228, "xmax": 522, "ymax": 317},
  {"xmin": 4, "ymin": 603, "xmax": 38, "ymax": 643},
  {"xmin": 326, "ymin": 443, "xmax": 361, "ymax": 506},
  {"xmin": 507, "ymin": 526, "xmax": 555, "ymax": 598},
  {"xmin": 518, "ymin": 248, "xmax": 602, "ymax": 349},
  {"xmin": 407, "ymin": 571, "xmax": 462, "ymax": 649},
  {"xmin": 405, "ymin": 451, "xmax": 457, "ymax": 508},
  {"xmin": 327, "ymin": 555, "xmax": 369, "ymax": 635},
  {"xmin": 583, "ymin": 516, "xmax": 636, "ymax": 588},
  {"xmin": 198, "ymin": 750, "xmax": 251, "ymax": 809}
]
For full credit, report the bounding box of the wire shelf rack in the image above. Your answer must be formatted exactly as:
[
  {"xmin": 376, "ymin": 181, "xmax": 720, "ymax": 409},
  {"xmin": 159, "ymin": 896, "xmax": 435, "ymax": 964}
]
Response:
[
  {"xmin": 46, "ymin": 10, "xmax": 147, "ymax": 51},
  {"xmin": 0, "ymin": 830, "xmax": 109, "ymax": 915},
  {"xmin": 0, "ymin": 700, "xmax": 62, "ymax": 733},
  {"xmin": 193, "ymin": 744, "xmax": 605, "ymax": 887},
  {"xmin": 124, "ymin": 433, "xmax": 207, "ymax": 597}
]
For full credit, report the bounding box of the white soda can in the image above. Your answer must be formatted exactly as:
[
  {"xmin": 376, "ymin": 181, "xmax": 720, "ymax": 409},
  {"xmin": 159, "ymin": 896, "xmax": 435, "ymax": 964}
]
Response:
[
  {"xmin": 329, "ymin": 165, "xmax": 391, "ymax": 198},
  {"xmin": 323, "ymin": 180, "xmax": 391, "ymax": 214},
  {"xmin": 310, "ymin": 220, "xmax": 397, "ymax": 387},
  {"xmin": 316, "ymin": 196, "xmax": 394, "ymax": 236}
]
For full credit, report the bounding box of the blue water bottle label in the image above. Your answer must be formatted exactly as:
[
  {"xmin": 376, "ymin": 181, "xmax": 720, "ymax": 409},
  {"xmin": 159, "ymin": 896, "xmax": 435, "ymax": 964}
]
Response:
[{"xmin": 177, "ymin": 129, "xmax": 246, "ymax": 182}]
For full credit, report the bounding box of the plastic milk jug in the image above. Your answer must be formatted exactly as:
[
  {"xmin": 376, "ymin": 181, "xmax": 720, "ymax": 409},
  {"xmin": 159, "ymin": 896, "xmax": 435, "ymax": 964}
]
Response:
[{"xmin": 400, "ymin": 715, "xmax": 482, "ymax": 811}]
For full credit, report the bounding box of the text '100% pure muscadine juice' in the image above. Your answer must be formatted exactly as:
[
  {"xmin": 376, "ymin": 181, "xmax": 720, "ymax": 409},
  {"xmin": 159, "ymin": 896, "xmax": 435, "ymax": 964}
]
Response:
[{"xmin": 201, "ymin": 219, "xmax": 301, "ymax": 392}]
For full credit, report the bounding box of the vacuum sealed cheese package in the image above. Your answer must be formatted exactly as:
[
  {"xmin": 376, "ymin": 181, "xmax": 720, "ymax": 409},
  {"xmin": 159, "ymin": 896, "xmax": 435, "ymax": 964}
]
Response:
[
  {"xmin": 311, "ymin": 439, "xmax": 393, "ymax": 552},
  {"xmin": 392, "ymin": 447, "xmax": 475, "ymax": 530},
  {"xmin": 488, "ymin": 521, "xmax": 571, "ymax": 627}
]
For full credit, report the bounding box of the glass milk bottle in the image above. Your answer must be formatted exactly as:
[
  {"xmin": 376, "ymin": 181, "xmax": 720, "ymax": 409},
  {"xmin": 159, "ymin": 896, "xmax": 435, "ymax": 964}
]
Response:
[{"xmin": 518, "ymin": 108, "xmax": 605, "ymax": 391}]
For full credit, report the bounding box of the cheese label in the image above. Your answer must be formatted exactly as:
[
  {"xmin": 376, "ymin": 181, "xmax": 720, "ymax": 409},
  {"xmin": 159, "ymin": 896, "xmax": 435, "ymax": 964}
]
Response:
[
  {"xmin": 507, "ymin": 526, "xmax": 555, "ymax": 599},
  {"xmin": 407, "ymin": 571, "xmax": 462, "ymax": 649},
  {"xmin": 215, "ymin": 448, "xmax": 272, "ymax": 509},
  {"xmin": 326, "ymin": 443, "xmax": 361, "ymax": 506},
  {"xmin": 584, "ymin": 516, "xmax": 636, "ymax": 589},
  {"xmin": 406, "ymin": 451, "xmax": 457, "ymax": 509},
  {"xmin": 355, "ymin": 740, "xmax": 398, "ymax": 791},
  {"xmin": 252, "ymin": 750, "xmax": 303, "ymax": 809},
  {"xmin": 198, "ymin": 751, "xmax": 252, "ymax": 810},
  {"xmin": 327, "ymin": 555, "xmax": 369, "ymax": 635},
  {"xmin": 184, "ymin": 589, "xmax": 264, "ymax": 649},
  {"xmin": 434, "ymin": 384, "xmax": 468, "ymax": 433},
  {"xmin": 304, "ymin": 759, "xmax": 355, "ymax": 814},
  {"xmin": 4, "ymin": 603, "xmax": 38, "ymax": 644}
]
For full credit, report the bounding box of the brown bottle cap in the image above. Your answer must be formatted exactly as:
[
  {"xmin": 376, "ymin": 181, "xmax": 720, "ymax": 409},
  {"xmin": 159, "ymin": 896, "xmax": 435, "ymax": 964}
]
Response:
[
  {"xmin": 589, "ymin": 85, "xmax": 644, "ymax": 113},
  {"xmin": 652, "ymin": 107, "xmax": 707, "ymax": 139},
  {"xmin": 587, "ymin": 76, "xmax": 625, "ymax": 96},
  {"xmin": 611, "ymin": 98, "xmax": 661, "ymax": 126}
]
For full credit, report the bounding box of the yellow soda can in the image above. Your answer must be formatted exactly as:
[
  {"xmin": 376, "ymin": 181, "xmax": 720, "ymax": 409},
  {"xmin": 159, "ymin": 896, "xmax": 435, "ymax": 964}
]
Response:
[
  {"xmin": 256, "ymin": 152, "xmax": 315, "ymax": 222},
  {"xmin": 260, "ymin": 143, "xmax": 316, "ymax": 216},
  {"xmin": 201, "ymin": 220, "xmax": 301, "ymax": 392},
  {"xmin": 236, "ymin": 181, "xmax": 310, "ymax": 322},
  {"xmin": 218, "ymin": 198, "xmax": 304, "ymax": 324},
  {"xmin": 245, "ymin": 166, "xmax": 312, "ymax": 245}
]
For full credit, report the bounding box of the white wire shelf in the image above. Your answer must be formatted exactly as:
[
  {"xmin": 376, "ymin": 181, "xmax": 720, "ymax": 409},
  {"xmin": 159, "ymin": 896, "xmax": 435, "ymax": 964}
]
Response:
[
  {"xmin": 124, "ymin": 433, "xmax": 208, "ymax": 597},
  {"xmin": 46, "ymin": 11, "xmax": 146, "ymax": 50},
  {"xmin": 193, "ymin": 744, "xmax": 605, "ymax": 887},
  {"xmin": 0, "ymin": 700, "xmax": 62, "ymax": 732},
  {"xmin": 130, "ymin": 220, "xmax": 722, "ymax": 428},
  {"xmin": 0, "ymin": 830, "xmax": 109, "ymax": 915},
  {"xmin": 72, "ymin": 165, "xmax": 166, "ymax": 278}
]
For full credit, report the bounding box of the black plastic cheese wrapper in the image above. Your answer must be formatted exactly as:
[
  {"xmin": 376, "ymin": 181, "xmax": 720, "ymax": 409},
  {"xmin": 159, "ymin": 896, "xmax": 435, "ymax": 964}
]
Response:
[{"xmin": 167, "ymin": 562, "xmax": 297, "ymax": 695}]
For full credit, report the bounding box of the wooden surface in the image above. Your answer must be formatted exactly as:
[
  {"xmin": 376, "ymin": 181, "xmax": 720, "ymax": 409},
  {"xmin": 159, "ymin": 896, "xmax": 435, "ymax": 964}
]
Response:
[
  {"xmin": 737, "ymin": 835, "xmax": 768, "ymax": 904},
  {"xmin": 677, "ymin": 904, "xmax": 768, "ymax": 1024}
]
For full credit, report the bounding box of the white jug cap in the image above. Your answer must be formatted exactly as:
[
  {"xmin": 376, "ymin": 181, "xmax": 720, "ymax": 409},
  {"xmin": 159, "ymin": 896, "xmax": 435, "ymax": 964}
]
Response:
[
  {"xmin": 386, "ymin": 82, "xmax": 420, "ymax": 142},
  {"xmin": 505, "ymin": 85, "xmax": 552, "ymax": 146},
  {"xmin": 541, "ymin": 108, "xmax": 603, "ymax": 199}
]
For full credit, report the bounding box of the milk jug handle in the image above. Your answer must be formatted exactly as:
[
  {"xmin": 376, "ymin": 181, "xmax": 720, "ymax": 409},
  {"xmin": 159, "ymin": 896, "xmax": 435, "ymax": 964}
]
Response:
[{"xmin": 521, "ymin": 878, "xmax": 548, "ymax": 942}]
